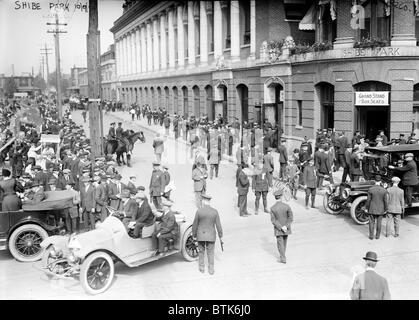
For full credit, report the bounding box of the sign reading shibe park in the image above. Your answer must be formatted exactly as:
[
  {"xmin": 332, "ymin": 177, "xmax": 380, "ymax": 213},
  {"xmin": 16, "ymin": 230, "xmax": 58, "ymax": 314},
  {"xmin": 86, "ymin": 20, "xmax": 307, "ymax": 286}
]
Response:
[{"xmin": 355, "ymin": 91, "xmax": 389, "ymax": 106}]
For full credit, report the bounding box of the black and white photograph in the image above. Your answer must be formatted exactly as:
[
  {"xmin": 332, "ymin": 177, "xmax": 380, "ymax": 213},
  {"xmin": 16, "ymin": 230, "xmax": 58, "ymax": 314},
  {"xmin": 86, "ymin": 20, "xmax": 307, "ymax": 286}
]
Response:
[{"xmin": 1, "ymin": 0, "xmax": 419, "ymax": 303}]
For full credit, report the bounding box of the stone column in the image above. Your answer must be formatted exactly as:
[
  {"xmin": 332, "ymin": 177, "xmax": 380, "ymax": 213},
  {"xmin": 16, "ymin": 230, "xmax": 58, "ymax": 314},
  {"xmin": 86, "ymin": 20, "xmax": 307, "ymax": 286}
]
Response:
[
  {"xmin": 140, "ymin": 24, "xmax": 147, "ymax": 73},
  {"xmin": 168, "ymin": 8, "xmax": 175, "ymax": 69},
  {"xmin": 127, "ymin": 32, "xmax": 133, "ymax": 75},
  {"xmin": 188, "ymin": 1, "xmax": 196, "ymax": 65},
  {"xmin": 120, "ymin": 36, "xmax": 124, "ymax": 76},
  {"xmin": 115, "ymin": 39, "xmax": 121, "ymax": 78},
  {"xmin": 213, "ymin": 1, "xmax": 222, "ymax": 58},
  {"xmin": 153, "ymin": 16, "xmax": 160, "ymax": 70},
  {"xmin": 131, "ymin": 30, "xmax": 137, "ymax": 75},
  {"xmin": 177, "ymin": 5, "xmax": 185, "ymax": 67},
  {"xmin": 333, "ymin": 0, "xmax": 355, "ymax": 49},
  {"xmin": 123, "ymin": 35, "xmax": 129, "ymax": 76},
  {"xmin": 249, "ymin": 0, "xmax": 256, "ymax": 59},
  {"xmin": 146, "ymin": 21, "xmax": 153, "ymax": 72},
  {"xmin": 230, "ymin": 0, "xmax": 240, "ymax": 62},
  {"xmin": 135, "ymin": 27, "xmax": 141, "ymax": 74},
  {"xmin": 160, "ymin": 13, "xmax": 167, "ymax": 70},
  {"xmin": 391, "ymin": 0, "xmax": 416, "ymax": 46},
  {"xmin": 200, "ymin": 1, "xmax": 208, "ymax": 65}
]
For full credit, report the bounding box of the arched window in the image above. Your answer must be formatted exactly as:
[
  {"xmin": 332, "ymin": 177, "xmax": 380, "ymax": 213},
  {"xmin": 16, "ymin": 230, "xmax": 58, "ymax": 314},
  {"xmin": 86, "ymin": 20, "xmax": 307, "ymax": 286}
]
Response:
[
  {"xmin": 182, "ymin": 86, "xmax": 188, "ymax": 116},
  {"xmin": 237, "ymin": 84, "xmax": 249, "ymax": 123},
  {"xmin": 193, "ymin": 85, "xmax": 200, "ymax": 117},
  {"xmin": 205, "ymin": 85, "xmax": 213, "ymax": 120},
  {"xmin": 164, "ymin": 86, "xmax": 170, "ymax": 111},
  {"xmin": 144, "ymin": 87, "xmax": 148, "ymax": 105},
  {"xmin": 150, "ymin": 87, "xmax": 155, "ymax": 108},
  {"xmin": 157, "ymin": 87, "xmax": 162, "ymax": 108},
  {"xmin": 173, "ymin": 87, "xmax": 179, "ymax": 114}
]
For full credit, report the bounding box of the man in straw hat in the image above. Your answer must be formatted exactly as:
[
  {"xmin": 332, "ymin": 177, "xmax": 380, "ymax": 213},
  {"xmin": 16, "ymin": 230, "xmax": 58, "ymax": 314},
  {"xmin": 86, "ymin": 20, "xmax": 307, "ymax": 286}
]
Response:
[
  {"xmin": 130, "ymin": 191, "xmax": 154, "ymax": 238},
  {"xmin": 385, "ymin": 176, "xmax": 404, "ymax": 237},
  {"xmin": 152, "ymin": 198, "xmax": 179, "ymax": 255},
  {"xmin": 366, "ymin": 174, "xmax": 388, "ymax": 240},
  {"xmin": 350, "ymin": 251, "xmax": 391, "ymax": 300},
  {"xmin": 270, "ymin": 187, "xmax": 293, "ymax": 264},
  {"xmin": 192, "ymin": 194, "xmax": 223, "ymax": 275}
]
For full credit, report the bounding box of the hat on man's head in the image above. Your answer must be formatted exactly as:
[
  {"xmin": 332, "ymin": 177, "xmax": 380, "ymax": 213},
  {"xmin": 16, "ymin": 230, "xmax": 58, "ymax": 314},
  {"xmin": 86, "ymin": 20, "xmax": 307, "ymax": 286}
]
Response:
[
  {"xmin": 135, "ymin": 191, "xmax": 146, "ymax": 199},
  {"xmin": 93, "ymin": 176, "xmax": 101, "ymax": 183},
  {"xmin": 363, "ymin": 251, "xmax": 379, "ymax": 262},
  {"xmin": 152, "ymin": 161, "xmax": 160, "ymax": 166},
  {"xmin": 374, "ymin": 175, "xmax": 382, "ymax": 182},
  {"xmin": 391, "ymin": 176, "xmax": 401, "ymax": 183},
  {"xmin": 137, "ymin": 185, "xmax": 146, "ymax": 191},
  {"xmin": 405, "ymin": 153, "xmax": 414, "ymax": 158},
  {"xmin": 63, "ymin": 168, "xmax": 71, "ymax": 174},
  {"xmin": 32, "ymin": 165, "xmax": 42, "ymax": 171},
  {"xmin": 273, "ymin": 189, "xmax": 283, "ymax": 197},
  {"xmin": 202, "ymin": 194, "xmax": 212, "ymax": 200},
  {"xmin": 31, "ymin": 180, "xmax": 40, "ymax": 187}
]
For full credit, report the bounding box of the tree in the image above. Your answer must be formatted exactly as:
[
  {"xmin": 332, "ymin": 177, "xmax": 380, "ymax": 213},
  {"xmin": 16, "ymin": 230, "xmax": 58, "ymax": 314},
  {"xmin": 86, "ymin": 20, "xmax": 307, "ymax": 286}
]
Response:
[
  {"xmin": 33, "ymin": 75, "xmax": 46, "ymax": 91},
  {"xmin": 48, "ymin": 71, "xmax": 70, "ymax": 94},
  {"xmin": 4, "ymin": 77, "xmax": 18, "ymax": 97}
]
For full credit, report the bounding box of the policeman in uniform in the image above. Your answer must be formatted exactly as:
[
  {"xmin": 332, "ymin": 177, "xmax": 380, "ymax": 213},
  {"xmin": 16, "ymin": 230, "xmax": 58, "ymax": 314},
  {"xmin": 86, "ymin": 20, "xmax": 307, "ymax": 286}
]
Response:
[
  {"xmin": 270, "ymin": 188, "xmax": 293, "ymax": 263},
  {"xmin": 192, "ymin": 194, "xmax": 223, "ymax": 275},
  {"xmin": 149, "ymin": 161, "xmax": 165, "ymax": 210}
]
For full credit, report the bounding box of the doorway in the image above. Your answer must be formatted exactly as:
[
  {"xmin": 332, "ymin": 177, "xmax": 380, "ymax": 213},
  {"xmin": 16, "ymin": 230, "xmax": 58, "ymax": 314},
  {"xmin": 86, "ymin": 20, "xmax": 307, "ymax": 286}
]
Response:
[{"xmin": 356, "ymin": 106, "xmax": 389, "ymax": 141}]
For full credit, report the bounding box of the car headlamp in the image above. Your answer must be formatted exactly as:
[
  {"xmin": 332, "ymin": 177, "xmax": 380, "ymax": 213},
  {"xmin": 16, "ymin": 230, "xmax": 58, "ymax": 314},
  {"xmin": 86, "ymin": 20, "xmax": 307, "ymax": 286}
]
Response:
[
  {"xmin": 342, "ymin": 188, "xmax": 350, "ymax": 199},
  {"xmin": 68, "ymin": 252, "xmax": 77, "ymax": 263}
]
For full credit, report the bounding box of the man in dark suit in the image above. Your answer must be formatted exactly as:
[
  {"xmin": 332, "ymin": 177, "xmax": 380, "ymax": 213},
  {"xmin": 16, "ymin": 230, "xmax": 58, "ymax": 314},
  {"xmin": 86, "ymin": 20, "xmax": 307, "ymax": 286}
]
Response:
[
  {"xmin": 349, "ymin": 146, "xmax": 363, "ymax": 182},
  {"xmin": 108, "ymin": 174, "xmax": 126, "ymax": 210},
  {"xmin": 314, "ymin": 144, "xmax": 331, "ymax": 189},
  {"xmin": 120, "ymin": 189, "xmax": 138, "ymax": 227},
  {"xmin": 303, "ymin": 158, "xmax": 317, "ymax": 209},
  {"xmin": 192, "ymin": 194, "xmax": 223, "ymax": 275},
  {"xmin": 130, "ymin": 192, "xmax": 154, "ymax": 238},
  {"xmin": 153, "ymin": 199, "xmax": 179, "ymax": 254},
  {"xmin": 23, "ymin": 180, "xmax": 46, "ymax": 204},
  {"xmin": 116, "ymin": 122, "xmax": 123, "ymax": 139},
  {"xmin": 79, "ymin": 176, "xmax": 96, "ymax": 231},
  {"xmin": 389, "ymin": 153, "xmax": 418, "ymax": 207},
  {"xmin": 277, "ymin": 139, "xmax": 288, "ymax": 180},
  {"xmin": 252, "ymin": 163, "xmax": 269, "ymax": 214},
  {"xmin": 270, "ymin": 188, "xmax": 293, "ymax": 263},
  {"xmin": 263, "ymin": 147, "xmax": 274, "ymax": 187},
  {"xmin": 350, "ymin": 251, "xmax": 391, "ymax": 300},
  {"xmin": 149, "ymin": 162, "xmax": 165, "ymax": 209},
  {"xmin": 237, "ymin": 164, "xmax": 250, "ymax": 217},
  {"xmin": 95, "ymin": 175, "xmax": 109, "ymax": 222},
  {"xmin": 336, "ymin": 131, "xmax": 348, "ymax": 171},
  {"xmin": 366, "ymin": 175, "xmax": 388, "ymax": 240},
  {"xmin": 32, "ymin": 165, "xmax": 48, "ymax": 190},
  {"xmin": 263, "ymin": 128, "xmax": 273, "ymax": 154}
]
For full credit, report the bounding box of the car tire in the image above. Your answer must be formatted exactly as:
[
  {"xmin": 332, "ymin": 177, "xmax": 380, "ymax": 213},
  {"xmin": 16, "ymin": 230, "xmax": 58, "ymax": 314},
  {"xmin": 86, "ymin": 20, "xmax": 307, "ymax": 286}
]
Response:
[
  {"xmin": 323, "ymin": 193, "xmax": 345, "ymax": 215},
  {"xmin": 350, "ymin": 196, "xmax": 369, "ymax": 225},
  {"xmin": 181, "ymin": 227, "xmax": 198, "ymax": 262},
  {"xmin": 80, "ymin": 251, "xmax": 115, "ymax": 295},
  {"xmin": 9, "ymin": 224, "xmax": 49, "ymax": 262}
]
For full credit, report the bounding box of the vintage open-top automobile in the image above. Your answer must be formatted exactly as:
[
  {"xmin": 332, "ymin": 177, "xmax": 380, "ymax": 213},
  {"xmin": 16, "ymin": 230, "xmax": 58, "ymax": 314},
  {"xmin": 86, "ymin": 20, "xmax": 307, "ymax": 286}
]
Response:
[
  {"xmin": 323, "ymin": 144, "xmax": 419, "ymax": 224},
  {"xmin": 0, "ymin": 190, "xmax": 73, "ymax": 262},
  {"xmin": 40, "ymin": 206, "xmax": 198, "ymax": 295}
]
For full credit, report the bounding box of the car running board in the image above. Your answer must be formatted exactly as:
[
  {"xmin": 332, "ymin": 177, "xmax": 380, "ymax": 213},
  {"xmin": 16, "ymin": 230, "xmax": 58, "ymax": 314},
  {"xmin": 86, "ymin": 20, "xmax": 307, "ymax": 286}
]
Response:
[{"xmin": 128, "ymin": 249, "xmax": 180, "ymax": 267}]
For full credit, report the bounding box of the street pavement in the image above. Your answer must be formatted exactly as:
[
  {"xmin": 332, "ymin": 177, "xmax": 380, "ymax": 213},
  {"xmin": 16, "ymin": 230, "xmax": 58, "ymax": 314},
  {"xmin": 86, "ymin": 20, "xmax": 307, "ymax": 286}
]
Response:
[{"xmin": 1, "ymin": 110, "xmax": 419, "ymax": 300}]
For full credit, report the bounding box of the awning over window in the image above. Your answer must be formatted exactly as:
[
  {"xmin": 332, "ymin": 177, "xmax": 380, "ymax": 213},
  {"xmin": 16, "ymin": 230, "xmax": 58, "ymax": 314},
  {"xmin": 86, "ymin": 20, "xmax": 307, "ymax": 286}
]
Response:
[{"xmin": 299, "ymin": 2, "xmax": 316, "ymax": 30}]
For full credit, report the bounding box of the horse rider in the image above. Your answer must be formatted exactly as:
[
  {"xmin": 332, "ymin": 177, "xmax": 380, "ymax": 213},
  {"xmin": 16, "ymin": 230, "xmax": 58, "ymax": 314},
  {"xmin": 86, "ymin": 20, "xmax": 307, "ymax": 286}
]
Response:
[{"xmin": 108, "ymin": 122, "xmax": 117, "ymax": 141}]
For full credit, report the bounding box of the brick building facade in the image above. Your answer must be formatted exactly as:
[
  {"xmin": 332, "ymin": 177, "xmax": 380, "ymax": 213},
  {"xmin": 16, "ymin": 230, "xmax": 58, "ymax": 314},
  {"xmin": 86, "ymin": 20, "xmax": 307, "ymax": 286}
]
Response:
[{"xmin": 111, "ymin": 0, "xmax": 419, "ymax": 150}]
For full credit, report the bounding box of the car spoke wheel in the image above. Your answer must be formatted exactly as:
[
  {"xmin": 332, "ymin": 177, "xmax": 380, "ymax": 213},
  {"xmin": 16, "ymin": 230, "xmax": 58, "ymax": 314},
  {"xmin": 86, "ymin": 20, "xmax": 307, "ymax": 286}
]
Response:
[
  {"xmin": 181, "ymin": 227, "xmax": 198, "ymax": 262},
  {"xmin": 80, "ymin": 252, "xmax": 114, "ymax": 295},
  {"xmin": 350, "ymin": 196, "xmax": 369, "ymax": 225},
  {"xmin": 323, "ymin": 193, "xmax": 345, "ymax": 215},
  {"xmin": 9, "ymin": 224, "xmax": 49, "ymax": 262}
]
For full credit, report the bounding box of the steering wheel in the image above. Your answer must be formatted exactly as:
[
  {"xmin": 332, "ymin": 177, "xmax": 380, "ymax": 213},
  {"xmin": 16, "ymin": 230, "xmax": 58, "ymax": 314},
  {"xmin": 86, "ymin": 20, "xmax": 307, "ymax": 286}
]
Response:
[{"xmin": 106, "ymin": 206, "xmax": 125, "ymax": 220}]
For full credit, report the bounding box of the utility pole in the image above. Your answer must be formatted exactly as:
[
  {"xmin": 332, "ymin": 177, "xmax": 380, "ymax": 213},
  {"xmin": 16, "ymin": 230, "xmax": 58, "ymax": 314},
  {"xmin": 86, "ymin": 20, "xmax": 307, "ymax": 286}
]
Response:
[
  {"xmin": 40, "ymin": 44, "xmax": 52, "ymax": 94},
  {"xmin": 87, "ymin": 0, "xmax": 103, "ymax": 158},
  {"xmin": 47, "ymin": 13, "xmax": 67, "ymax": 120}
]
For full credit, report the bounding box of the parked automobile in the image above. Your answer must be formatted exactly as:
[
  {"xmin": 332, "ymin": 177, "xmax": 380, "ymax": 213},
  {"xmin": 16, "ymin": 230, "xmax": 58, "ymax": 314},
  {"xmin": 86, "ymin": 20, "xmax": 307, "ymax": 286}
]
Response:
[
  {"xmin": 323, "ymin": 144, "xmax": 419, "ymax": 224},
  {"xmin": 0, "ymin": 191, "xmax": 73, "ymax": 262},
  {"xmin": 40, "ymin": 206, "xmax": 198, "ymax": 295}
]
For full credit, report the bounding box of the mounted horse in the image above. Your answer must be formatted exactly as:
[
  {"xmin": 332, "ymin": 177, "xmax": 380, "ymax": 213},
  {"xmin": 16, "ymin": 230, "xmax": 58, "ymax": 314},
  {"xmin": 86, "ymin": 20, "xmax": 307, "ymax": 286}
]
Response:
[{"xmin": 104, "ymin": 130, "xmax": 146, "ymax": 167}]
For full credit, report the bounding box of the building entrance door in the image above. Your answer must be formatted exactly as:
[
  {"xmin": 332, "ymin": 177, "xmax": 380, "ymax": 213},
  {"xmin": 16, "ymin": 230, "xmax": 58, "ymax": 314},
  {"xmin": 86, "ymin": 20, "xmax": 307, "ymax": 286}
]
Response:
[{"xmin": 356, "ymin": 106, "xmax": 389, "ymax": 141}]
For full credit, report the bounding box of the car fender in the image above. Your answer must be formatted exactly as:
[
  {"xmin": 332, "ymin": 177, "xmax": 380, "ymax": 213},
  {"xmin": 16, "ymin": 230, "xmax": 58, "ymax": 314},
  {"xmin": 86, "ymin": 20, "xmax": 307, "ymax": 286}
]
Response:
[
  {"xmin": 349, "ymin": 190, "xmax": 368, "ymax": 197},
  {"xmin": 8, "ymin": 218, "xmax": 57, "ymax": 241},
  {"xmin": 40, "ymin": 235, "xmax": 70, "ymax": 250},
  {"xmin": 175, "ymin": 222, "xmax": 192, "ymax": 250}
]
